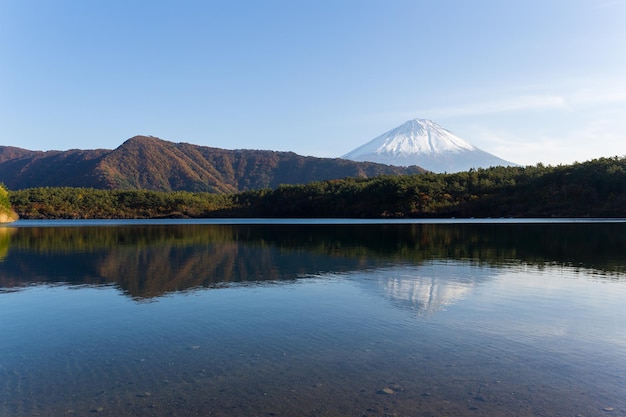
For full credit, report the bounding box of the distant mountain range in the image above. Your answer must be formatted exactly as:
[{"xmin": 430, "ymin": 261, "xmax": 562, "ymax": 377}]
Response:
[
  {"xmin": 343, "ymin": 118, "xmax": 516, "ymax": 173},
  {"xmin": 0, "ymin": 136, "xmax": 425, "ymax": 192}
]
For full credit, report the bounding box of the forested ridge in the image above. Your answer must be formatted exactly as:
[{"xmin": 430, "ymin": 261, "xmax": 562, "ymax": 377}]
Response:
[
  {"xmin": 8, "ymin": 156, "xmax": 626, "ymax": 219},
  {"xmin": 0, "ymin": 136, "xmax": 424, "ymax": 192}
]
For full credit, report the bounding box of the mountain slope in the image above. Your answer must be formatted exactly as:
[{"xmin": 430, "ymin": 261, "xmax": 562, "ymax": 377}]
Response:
[
  {"xmin": 0, "ymin": 136, "xmax": 426, "ymax": 192},
  {"xmin": 0, "ymin": 147, "xmax": 110, "ymax": 189},
  {"xmin": 342, "ymin": 118, "xmax": 516, "ymax": 173}
]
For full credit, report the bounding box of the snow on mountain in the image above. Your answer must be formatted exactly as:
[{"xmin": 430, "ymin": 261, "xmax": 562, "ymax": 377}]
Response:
[{"xmin": 342, "ymin": 118, "xmax": 516, "ymax": 173}]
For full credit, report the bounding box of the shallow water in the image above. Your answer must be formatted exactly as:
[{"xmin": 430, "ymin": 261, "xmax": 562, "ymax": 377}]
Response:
[{"xmin": 1, "ymin": 221, "xmax": 625, "ymax": 416}]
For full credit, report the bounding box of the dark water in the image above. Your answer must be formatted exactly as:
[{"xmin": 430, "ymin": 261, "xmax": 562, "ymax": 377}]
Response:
[{"xmin": 1, "ymin": 220, "xmax": 625, "ymax": 417}]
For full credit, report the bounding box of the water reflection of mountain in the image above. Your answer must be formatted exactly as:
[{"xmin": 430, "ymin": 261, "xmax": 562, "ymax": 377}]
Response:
[
  {"xmin": 355, "ymin": 262, "xmax": 494, "ymax": 316},
  {"xmin": 0, "ymin": 222, "xmax": 625, "ymax": 299}
]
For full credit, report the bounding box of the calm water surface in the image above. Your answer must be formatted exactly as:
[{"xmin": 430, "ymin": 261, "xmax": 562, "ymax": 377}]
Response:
[{"xmin": 1, "ymin": 220, "xmax": 625, "ymax": 416}]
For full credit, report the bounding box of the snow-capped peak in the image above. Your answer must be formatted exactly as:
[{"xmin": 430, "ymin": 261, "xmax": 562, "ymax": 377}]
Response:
[
  {"xmin": 344, "ymin": 118, "xmax": 475, "ymax": 159},
  {"xmin": 342, "ymin": 118, "xmax": 516, "ymax": 173}
]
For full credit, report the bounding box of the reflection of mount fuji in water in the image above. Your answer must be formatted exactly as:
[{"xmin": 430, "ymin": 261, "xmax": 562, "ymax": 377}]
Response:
[
  {"xmin": 357, "ymin": 262, "xmax": 496, "ymax": 316},
  {"xmin": 1, "ymin": 222, "xmax": 626, "ymax": 300}
]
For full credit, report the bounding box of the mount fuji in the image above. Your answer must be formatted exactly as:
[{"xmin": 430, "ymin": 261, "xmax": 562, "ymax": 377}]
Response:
[{"xmin": 342, "ymin": 118, "xmax": 516, "ymax": 173}]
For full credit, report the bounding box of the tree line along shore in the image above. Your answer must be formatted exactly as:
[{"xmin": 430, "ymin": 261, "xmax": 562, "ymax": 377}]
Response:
[{"xmin": 3, "ymin": 156, "xmax": 626, "ymax": 220}]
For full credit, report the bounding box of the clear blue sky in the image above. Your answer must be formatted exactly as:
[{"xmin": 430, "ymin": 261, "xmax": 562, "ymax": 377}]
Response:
[{"xmin": 1, "ymin": 0, "xmax": 625, "ymax": 166}]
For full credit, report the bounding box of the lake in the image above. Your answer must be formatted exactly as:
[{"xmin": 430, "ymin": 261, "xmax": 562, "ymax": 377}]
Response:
[{"xmin": 1, "ymin": 219, "xmax": 625, "ymax": 417}]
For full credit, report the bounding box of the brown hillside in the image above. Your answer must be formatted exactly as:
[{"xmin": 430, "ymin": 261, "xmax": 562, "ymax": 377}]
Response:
[
  {"xmin": 0, "ymin": 136, "xmax": 426, "ymax": 192},
  {"xmin": 96, "ymin": 136, "xmax": 238, "ymax": 193},
  {"xmin": 0, "ymin": 147, "xmax": 110, "ymax": 189}
]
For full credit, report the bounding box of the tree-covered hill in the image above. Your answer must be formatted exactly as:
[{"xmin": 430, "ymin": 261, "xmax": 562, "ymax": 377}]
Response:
[
  {"xmin": 230, "ymin": 156, "xmax": 626, "ymax": 218},
  {"xmin": 0, "ymin": 136, "xmax": 425, "ymax": 193},
  {"xmin": 8, "ymin": 156, "xmax": 626, "ymax": 219}
]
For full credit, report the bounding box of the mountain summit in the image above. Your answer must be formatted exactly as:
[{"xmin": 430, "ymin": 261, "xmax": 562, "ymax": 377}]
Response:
[{"xmin": 342, "ymin": 118, "xmax": 516, "ymax": 173}]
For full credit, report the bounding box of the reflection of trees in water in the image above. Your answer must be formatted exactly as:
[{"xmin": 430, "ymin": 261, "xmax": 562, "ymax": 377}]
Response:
[
  {"xmin": 97, "ymin": 244, "xmax": 318, "ymax": 298},
  {"xmin": 1, "ymin": 223, "xmax": 625, "ymax": 298},
  {"xmin": 0, "ymin": 228, "xmax": 15, "ymax": 261}
]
